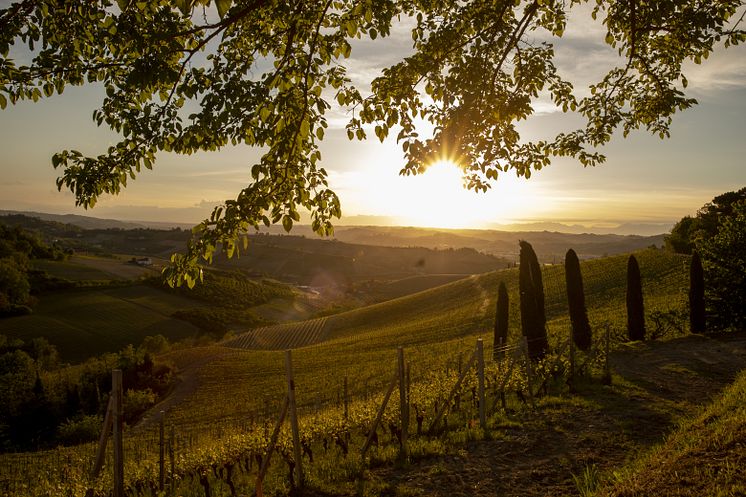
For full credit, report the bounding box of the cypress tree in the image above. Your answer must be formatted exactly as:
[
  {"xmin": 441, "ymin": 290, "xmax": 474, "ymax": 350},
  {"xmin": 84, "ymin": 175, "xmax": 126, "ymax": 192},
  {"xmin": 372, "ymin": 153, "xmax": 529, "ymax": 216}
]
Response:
[
  {"xmin": 689, "ymin": 251, "xmax": 706, "ymax": 333},
  {"xmin": 626, "ymin": 254, "xmax": 645, "ymax": 341},
  {"xmin": 519, "ymin": 241, "xmax": 548, "ymax": 359},
  {"xmin": 565, "ymin": 249, "xmax": 592, "ymax": 351},
  {"xmin": 493, "ymin": 281, "xmax": 509, "ymax": 360}
]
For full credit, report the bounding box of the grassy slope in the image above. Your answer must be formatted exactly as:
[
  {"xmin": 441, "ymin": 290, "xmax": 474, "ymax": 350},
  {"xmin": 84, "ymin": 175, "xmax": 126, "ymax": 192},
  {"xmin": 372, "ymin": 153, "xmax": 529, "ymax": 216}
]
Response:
[
  {"xmin": 594, "ymin": 369, "xmax": 746, "ymax": 497},
  {"xmin": 166, "ymin": 249, "xmax": 688, "ymax": 426}
]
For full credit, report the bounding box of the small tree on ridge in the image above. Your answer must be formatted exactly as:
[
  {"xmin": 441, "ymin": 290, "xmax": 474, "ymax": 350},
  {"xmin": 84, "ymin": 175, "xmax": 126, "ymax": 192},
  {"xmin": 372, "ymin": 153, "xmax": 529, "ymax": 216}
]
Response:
[
  {"xmin": 519, "ymin": 241, "xmax": 548, "ymax": 360},
  {"xmin": 565, "ymin": 249, "xmax": 592, "ymax": 351},
  {"xmin": 626, "ymin": 254, "xmax": 645, "ymax": 341}
]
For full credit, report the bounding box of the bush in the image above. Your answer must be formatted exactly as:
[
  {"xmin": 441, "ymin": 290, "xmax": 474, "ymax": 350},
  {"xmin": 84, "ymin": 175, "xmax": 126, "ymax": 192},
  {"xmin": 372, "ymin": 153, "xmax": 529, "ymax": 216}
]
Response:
[
  {"xmin": 123, "ymin": 388, "xmax": 157, "ymax": 424},
  {"xmin": 57, "ymin": 415, "xmax": 102, "ymax": 446}
]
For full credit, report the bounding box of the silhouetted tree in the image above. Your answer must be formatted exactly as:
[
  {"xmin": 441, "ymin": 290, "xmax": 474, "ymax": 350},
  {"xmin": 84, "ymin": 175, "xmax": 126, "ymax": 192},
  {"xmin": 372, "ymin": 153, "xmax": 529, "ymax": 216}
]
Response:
[
  {"xmin": 689, "ymin": 251, "xmax": 706, "ymax": 333},
  {"xmin": 626, "ymin": 255, "xmax": 645, "ymax": 341},
  {"xmin": 698, "ymin": 200, "xmax": 746, "ymax": 331},
  {"xmin": 519, "ymin": 241, "xmax": 548, "ymax": 359},
  {"xmin": 493, "ymin": 281, "xmax": 509, "ymax": 360},
  {"xmin": 565, "ymin": 249, "xmax": 592, "ymax": 351}
]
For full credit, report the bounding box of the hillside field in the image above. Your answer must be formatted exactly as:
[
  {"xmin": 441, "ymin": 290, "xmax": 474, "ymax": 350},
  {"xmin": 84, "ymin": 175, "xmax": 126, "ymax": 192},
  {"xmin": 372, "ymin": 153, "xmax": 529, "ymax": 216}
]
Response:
[{"xmin": 3, "ymin": 248, "xmax": 724, "ymax": 497}]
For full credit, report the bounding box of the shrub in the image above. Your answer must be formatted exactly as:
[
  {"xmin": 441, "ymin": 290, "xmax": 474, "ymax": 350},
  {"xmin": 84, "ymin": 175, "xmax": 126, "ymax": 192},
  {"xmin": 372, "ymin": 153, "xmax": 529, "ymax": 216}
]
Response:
[{"xmin": 57, "ymin": 415, "xmax": 102, "ymax": 446}]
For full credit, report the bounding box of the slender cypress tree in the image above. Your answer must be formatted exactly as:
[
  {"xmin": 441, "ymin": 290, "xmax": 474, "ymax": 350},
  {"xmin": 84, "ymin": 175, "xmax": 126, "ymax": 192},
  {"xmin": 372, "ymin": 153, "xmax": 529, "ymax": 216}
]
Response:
[
  {"xmin": 565, "ymin": 249, "xmax": 592, "ymax": 351},
  {"xmin": 519, "ymin": 241, "xmax": 548, "ymax": 359},
  {"xmin": 626, "ymin": 254, "xmax": 646, "ymax": 341},
  {"xmin": 493, "ymin": 281, "xmax": 509, "ymax": 360},
  {"xmin": 689, "ymin": 251, "xmax": 706, "ymax": 333}
]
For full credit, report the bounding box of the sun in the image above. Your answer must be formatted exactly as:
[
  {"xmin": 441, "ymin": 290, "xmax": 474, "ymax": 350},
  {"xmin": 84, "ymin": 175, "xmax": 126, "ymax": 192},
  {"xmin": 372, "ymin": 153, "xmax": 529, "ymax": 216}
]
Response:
[{"xmin": 396, "ymin": 159, "xmax": 484, "ymax": 229}]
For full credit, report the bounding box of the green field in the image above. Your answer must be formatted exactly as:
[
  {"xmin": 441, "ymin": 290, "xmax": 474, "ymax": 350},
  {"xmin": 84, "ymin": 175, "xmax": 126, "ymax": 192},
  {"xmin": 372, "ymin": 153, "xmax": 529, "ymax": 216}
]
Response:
[
  {"xmin": 0, "ymin": 286, "xmax": 201, "ymax": 362},
  {"xmin": 0, "ymin": 249, "xmax": 696, "ymax": 496}
]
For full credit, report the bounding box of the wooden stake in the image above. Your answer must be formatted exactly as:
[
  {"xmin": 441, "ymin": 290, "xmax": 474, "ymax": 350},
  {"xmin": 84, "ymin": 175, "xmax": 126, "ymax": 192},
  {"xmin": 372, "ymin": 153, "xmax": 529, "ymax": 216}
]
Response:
[
  {"xmin": 397, "ymin": 347, "xmax": 408, "ymax": 460},
  {"xmin": 343, "ymin": 376, "xmax": 349, "ymax": 421},
  {"xmin": 255, "ymin": 395, "xmax": 289, "ymax": 495},
  {"xmin": 112, "ymin": 369, "xmax": 124, "ymax": 497},
  {"xmin": 521, "ymin": 337, "xmax": 535, "ymax": 409},
  {"xmin": 569, "ymin": 327, "xmax": 576, "ymax": 388},
  {"xmin": 284, "ymin": 350, "xmax": 303, "ymax": 489},
  {"xmin": 603, "ymin": 323, "xmax": 612, "ymax": 385},
  {"xmin": 158, "ymin": 410, "xmax": 165, "ymax": 492},
  {"xmin": 91, "ymin": 395, "xmax": 113, "ymax": 478},
  {"xmin": 360, "ymin": 373, "xmax": 399, "ymax": 458},
  {"xmin": 169, "ymin": 425, "xmax": 175, "ymax": 495},
  {"xmin": 476, "ymin": 339, "xmax": 486, "ymax": 428},
  {"xmin": 428, "ymin": 350, "xmax": 477, "ymax": 434}
]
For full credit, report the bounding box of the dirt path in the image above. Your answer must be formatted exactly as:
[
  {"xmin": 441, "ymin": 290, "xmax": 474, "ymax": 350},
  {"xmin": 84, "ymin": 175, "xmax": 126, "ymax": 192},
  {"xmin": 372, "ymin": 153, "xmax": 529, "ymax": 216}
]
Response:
[{"xmin": 364, "ymin": 332, "xmax": 746, "ymax": 497}]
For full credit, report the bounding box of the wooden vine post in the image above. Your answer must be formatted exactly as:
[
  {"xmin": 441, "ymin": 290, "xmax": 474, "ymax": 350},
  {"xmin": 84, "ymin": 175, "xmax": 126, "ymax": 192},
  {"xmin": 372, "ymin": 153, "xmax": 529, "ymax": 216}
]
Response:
[
  {"xmin": 428, "ymin": 348, "xmax": 477, "ymax": 434},
  {"xmin": 112, "ymin": 369, "xmax": 124, "ymax": 497},
  {"xmin": 521, "ymin": 337, "xmax": 536, "ymax": 409},
  {"xmin": 476, "ymin": 339, "xmax": 486, "ymax": 428},
  {"xmin": 343, "ymin": 376, "xmax": 349, "ymax": 420},
  {"xmin": 360, "ymin": 373, "xmax": 399, "ymax": 457},
  {"xmin": 91, "ymin": 396, "xmax": 114, "ymax": 478},
  {"xmin": 569, "ymin": 326, "xmax": 576, "ymax": 388},
  {"xmin": 397, "ymin": 347, "xmax": 409, "ymax": 461},
  {"xmin": 158, "ymin": 410, "xmax": 165, "ymax": 492},
  {"xmin": 284, "ymin": 350, "xmax": 304, "ymax": 489},
  {"xmin": 255, "ymin": 396, "xmax": 290, "ymax": 496},
  {"xmin": 603, "ymin": 323, "xmax": 612, "ymax": 385}
]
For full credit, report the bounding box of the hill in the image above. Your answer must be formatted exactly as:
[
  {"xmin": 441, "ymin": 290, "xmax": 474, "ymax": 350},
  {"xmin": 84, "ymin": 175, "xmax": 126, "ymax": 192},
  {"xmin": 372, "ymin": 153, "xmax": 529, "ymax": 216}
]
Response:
[{"xmin": 5, "ymin": 248, "xmax": 744, "ymax": 497}]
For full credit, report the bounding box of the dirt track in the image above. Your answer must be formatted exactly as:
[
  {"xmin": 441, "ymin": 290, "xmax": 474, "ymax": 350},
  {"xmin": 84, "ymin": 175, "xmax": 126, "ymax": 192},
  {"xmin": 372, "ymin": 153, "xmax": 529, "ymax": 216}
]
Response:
[{"xmin": 365, "ymin": 332, "xmax": 746, "ymax": 497}]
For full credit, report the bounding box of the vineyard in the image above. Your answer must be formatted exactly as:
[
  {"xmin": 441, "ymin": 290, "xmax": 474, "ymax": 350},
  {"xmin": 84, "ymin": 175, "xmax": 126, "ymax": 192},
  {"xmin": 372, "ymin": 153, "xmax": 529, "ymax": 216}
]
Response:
[
  {"xmin": 223, "ymin": 317, "xmax": 330, "ymax": 350},
  {"xmin": 0, "ymin": 249, "xmax": 692, "ymax": 496}
]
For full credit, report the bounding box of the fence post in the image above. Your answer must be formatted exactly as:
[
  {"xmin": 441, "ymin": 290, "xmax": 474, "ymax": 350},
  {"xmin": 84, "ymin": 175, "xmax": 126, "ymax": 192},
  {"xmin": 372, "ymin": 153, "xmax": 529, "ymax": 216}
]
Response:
[
  {"xmin": 603, "ymin": 323, "xmax": 612, "ymax": 385},
  {"xmin": 476, "ymin": 339, "xmax": 486, "ymax": 428},
  {"xmin": 397, "ymin": 347, "xmax": 409, "ymax": 461},
  {"xmin": 169, "ymin": 425, "xmax": 175, "ymax": 495},
  {"xmin": 284, "ymin": 350, "xmax": 303, "ymax": 489},
  {"xmin": 112, "ymin": 369, "xmax": 124, "ymax": 497},
  {"xmin": 91, "ymin": 395, "xmax": 113, "ymax": 478},
  {"xmin": 158, "ymin": 411, "xmax": 165, "ymax": 492},
  {"xmin": 569, "ymin": 327, "xmax": 576, "ymax": 390},
  {"xmin": 343, "ymin": 376, "xmax": 349, "ymax": 421},
  {"xmin": 361, "ymin": 373, "xmax": 399, "ymax": 458},
  {"xmin": 521, "ymin": 337, "xmax": 536, "ymax": 409},
  {"xmin": 255, "ymin": 396, "xmax": 289, "ymax": 496}
]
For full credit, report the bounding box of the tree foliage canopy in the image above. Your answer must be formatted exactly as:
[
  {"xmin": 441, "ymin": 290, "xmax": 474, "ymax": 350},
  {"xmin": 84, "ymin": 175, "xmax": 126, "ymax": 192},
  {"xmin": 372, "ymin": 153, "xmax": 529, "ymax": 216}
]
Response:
[
  {"xmin": 666, "ymin": 187, "xmax": 746, "ymax": 254},
  {"xmin": 698, "ymin": 200, "xmax": 746, "ymax": 331},
  {"xmin": 2, "ymin": 0, "xmax": 744, "ymax": 285}
]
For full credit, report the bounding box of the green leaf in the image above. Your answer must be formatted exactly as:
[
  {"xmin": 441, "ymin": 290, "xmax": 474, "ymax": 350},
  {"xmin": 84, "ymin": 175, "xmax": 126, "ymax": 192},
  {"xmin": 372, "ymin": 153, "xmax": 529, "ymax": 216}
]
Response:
[
  {"xmin": 282, "ymin": 215, "xmax": 293, "ymax": 232},
  {"xmin": 0, "ymin": 94, "xmax": 6, "ymax": 110},
  {"xmin": 215, "ymin": 0, "xmax": 231, "ymax": 19}
]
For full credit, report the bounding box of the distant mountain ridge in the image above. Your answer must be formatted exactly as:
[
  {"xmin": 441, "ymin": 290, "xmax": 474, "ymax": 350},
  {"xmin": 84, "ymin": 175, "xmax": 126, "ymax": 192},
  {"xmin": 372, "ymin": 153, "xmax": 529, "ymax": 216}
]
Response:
[{"xmin": 1, "ymin": 210, "xmax": 666, "ymax": 262}]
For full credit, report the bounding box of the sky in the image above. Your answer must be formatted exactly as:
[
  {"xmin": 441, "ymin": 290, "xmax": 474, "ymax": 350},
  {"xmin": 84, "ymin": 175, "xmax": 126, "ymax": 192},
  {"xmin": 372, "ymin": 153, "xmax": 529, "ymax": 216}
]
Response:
[{"xmin": 0, "ymin": 5, "xmax": 744, "ymax": 234}]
